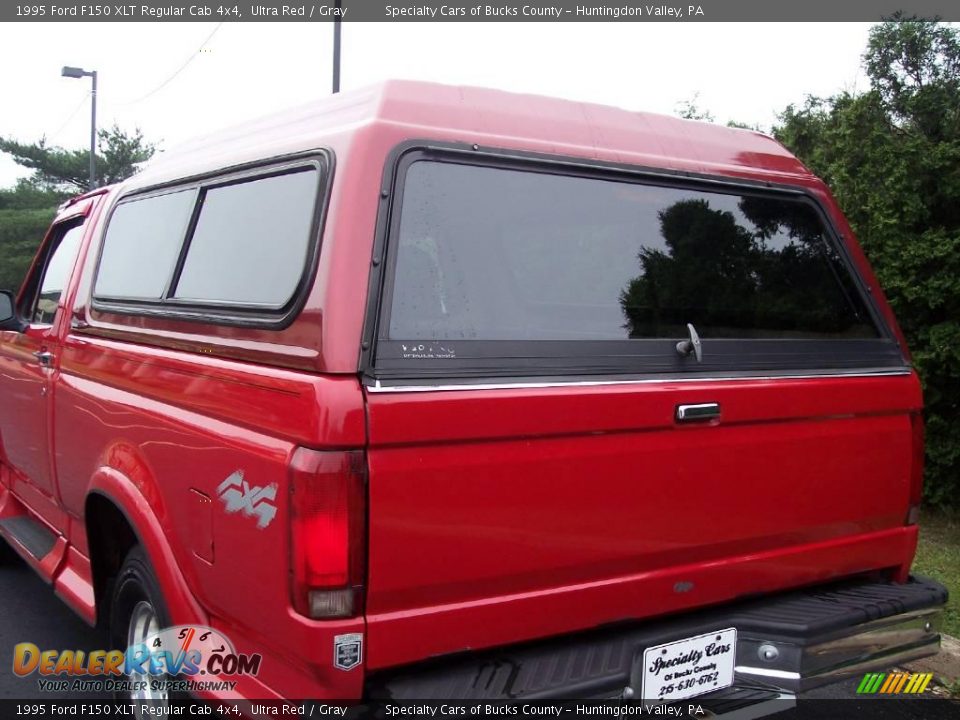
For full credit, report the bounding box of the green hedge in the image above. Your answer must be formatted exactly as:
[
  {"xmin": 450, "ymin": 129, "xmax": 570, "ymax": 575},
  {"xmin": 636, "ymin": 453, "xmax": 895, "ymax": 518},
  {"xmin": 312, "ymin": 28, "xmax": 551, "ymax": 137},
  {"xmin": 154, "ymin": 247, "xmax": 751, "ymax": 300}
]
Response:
[{"xmin": 0, "ymin": 208, "xmax": 56, "ymax": 293}]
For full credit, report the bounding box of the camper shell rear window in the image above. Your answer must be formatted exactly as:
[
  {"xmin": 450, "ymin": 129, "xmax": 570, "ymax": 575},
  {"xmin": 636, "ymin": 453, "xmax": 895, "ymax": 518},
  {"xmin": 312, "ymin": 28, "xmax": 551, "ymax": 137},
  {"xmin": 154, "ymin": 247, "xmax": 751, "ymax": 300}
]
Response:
[{"xmin": 368, "ymin": 146, "xmax": 906, "ymax": 381}]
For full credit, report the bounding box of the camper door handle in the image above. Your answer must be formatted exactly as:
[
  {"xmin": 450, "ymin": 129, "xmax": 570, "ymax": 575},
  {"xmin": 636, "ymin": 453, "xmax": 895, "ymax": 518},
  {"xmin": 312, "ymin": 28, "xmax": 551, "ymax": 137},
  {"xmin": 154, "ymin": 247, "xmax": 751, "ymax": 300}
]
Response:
[{"xmin": 676, "ymin": 403, "xmax": 721, "ymax": 423}]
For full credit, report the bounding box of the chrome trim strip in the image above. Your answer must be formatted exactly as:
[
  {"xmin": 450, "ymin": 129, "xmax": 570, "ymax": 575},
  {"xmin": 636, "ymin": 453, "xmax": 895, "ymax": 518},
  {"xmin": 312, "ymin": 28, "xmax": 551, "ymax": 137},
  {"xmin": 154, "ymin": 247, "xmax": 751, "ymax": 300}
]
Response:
[
  {"xmin": 366, "ymin": 369, "xmax": 912, "ymax": 393},
  {"xmin": 734, "ymin": 668, "xmax": 802, "ymax": 681}
]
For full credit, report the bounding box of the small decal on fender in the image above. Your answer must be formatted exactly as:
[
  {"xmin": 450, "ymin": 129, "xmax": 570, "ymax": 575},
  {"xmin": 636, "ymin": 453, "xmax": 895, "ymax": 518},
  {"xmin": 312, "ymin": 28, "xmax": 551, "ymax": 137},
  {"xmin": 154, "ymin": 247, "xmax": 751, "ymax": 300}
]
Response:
[
  {"xmin": 217, "ymin": 470, "xmax": 278, "ymax": 529},
  {"xmin": 334, "ymin": 633, "xmax": 363, "ymax": 671}
]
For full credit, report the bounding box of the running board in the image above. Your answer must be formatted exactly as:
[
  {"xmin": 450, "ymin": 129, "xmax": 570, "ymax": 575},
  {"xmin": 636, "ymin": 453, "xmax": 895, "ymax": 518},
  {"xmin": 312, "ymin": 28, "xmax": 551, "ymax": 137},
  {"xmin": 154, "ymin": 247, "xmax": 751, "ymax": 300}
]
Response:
[{"xmin": 0, "ymin": 514, "xmax": 58, "ymax": 560}]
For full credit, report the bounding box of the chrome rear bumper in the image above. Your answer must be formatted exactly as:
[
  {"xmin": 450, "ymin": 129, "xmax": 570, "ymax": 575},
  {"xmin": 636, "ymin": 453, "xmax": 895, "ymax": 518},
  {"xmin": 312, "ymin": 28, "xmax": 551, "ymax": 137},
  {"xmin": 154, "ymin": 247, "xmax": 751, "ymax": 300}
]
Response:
[{"xmin": 734, "ymin": 606, "xmax": 943, "ymax": 693}]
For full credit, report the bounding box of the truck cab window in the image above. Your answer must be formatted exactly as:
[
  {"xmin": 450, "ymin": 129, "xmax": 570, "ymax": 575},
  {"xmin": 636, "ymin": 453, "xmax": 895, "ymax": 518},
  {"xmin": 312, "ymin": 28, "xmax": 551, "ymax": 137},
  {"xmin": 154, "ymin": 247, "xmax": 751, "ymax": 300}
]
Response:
[{"xmin": 28, "ymin": 222, "xmax": 85, "ymax": 325}]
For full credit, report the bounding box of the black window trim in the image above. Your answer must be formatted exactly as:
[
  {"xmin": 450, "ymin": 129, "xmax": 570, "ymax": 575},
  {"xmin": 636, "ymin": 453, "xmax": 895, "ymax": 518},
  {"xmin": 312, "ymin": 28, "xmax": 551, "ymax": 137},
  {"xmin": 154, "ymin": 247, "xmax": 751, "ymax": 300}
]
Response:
[
  {"xmin": 360, "ymin": 140, "xmax": 907, "ymax": 383},
  {"xmin": 90, "ymin": 150, "xmax": 333, "ymax": 330}
]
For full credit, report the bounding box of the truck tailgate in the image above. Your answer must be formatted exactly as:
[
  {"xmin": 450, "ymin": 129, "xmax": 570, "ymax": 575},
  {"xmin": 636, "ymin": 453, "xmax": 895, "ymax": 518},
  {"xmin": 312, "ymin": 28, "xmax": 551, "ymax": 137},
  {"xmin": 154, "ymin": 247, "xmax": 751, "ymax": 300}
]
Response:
[{"xmin": 362, "ymin": 372, "xmax": 921, "ymax": 669}]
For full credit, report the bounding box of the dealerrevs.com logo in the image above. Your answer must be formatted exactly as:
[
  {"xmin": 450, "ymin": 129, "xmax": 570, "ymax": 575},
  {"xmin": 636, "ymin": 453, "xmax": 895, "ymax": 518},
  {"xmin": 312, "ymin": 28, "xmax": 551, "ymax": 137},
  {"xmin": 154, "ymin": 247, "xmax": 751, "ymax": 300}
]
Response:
[{"xmin": 13, "ymin": 625, "xmax": 261, "ymax": 694}]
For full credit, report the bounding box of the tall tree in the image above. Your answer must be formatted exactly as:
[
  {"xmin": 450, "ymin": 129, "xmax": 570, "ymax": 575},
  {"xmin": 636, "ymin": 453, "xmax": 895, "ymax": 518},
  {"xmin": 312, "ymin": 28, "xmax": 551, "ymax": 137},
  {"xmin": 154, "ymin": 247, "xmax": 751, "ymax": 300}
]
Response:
[
  {"xmin": 675, "ymin": 94, "xmax": 716, "ymax": 122},
  {"xmin": 0, "ymin": 125, "xmax": 157, "ymax": 193},
  {"xmin": 775, "ymin": 18, "xmax": 960, "ymax": 508},
  {"xmin": 0, "ymin": 179, "xmax": 69, "ymax": 210},
  {"xmin": 0, "ymin": 126, "xmax": 157, "ymax": 292}
]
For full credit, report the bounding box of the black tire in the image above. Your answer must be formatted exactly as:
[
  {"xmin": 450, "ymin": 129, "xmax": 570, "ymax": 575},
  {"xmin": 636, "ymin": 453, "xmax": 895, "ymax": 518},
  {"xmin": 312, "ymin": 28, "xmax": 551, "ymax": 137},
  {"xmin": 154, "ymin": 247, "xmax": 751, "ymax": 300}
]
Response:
[
  {"xmin": 109, "ymin": 545, "xmax": 182, "ymax": 713},
  {"xmin": 0, "ymin": 536, "xmax": 17, "ymax": 564}
]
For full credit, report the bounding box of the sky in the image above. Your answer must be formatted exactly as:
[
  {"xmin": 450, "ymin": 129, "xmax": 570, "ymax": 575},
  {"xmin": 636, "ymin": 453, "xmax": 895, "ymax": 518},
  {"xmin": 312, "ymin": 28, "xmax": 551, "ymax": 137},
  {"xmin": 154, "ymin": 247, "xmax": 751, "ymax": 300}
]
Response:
[{"xmin": 0, "ymin": 22, "xmax": 881, "ymax": 187}]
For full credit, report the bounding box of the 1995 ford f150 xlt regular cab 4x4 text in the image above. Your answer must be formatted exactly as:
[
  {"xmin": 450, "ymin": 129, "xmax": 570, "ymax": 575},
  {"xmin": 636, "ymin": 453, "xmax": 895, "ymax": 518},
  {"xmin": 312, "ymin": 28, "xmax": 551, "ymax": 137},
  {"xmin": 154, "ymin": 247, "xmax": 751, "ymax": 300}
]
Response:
[{"xmin": 0, "ymin": 81, "xmax": 947, "ymax": 716}]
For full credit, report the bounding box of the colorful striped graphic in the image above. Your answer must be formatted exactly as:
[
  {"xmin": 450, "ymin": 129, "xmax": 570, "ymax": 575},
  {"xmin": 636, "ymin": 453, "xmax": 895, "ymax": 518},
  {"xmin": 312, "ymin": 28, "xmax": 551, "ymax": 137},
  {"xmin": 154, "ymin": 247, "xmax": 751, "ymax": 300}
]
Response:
[{"xmin": 856, "ymin": 672, "xmax": 934, "ymax": 694}]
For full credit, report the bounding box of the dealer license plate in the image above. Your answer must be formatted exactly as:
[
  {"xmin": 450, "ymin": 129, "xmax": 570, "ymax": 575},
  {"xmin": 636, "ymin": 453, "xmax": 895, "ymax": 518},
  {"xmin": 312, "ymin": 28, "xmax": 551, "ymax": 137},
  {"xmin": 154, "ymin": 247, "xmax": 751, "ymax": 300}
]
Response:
[{"xmin": 638, "ymin": 628, "xmax": 737, "ymax": 702}]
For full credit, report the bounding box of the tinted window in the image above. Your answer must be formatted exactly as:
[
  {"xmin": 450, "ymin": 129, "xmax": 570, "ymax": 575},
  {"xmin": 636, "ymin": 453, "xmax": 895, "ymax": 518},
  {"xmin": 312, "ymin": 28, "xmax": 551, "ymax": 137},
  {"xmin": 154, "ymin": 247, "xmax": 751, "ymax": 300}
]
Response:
[
  {"xmin": 174, "ymin": 169, "xmax": 318, "ymax": 306},
  {"xmin": 388, "ymin": 162, "xmax": 878, "ymax": 342},
  {"xmin": 32, "ymin": 223, "xmax": 84, "ymax": 324},
  {"xmin": 95, "ymin": 190, "xmax": 193, "ymax": 300}
]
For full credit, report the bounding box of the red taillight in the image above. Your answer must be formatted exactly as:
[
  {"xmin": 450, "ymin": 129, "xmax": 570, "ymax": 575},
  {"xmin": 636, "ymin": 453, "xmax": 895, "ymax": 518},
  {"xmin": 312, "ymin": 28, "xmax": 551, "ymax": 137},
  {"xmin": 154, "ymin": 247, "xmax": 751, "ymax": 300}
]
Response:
[
  {"xmin": 289, "ymin": 448, "xmax": 366, "ymax": 618},
  {"xmin": 907, "ymin": 412, "xmax": 925, "ymax": 524}
]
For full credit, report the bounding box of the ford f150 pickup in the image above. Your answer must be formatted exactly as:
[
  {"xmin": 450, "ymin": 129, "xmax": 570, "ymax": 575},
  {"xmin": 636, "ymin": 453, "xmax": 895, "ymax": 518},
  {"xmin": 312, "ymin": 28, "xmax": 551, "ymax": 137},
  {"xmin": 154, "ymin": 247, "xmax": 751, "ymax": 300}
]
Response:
[{"xmin": 0, "ymin": 81, "xmax": 947, "ymax": 716}]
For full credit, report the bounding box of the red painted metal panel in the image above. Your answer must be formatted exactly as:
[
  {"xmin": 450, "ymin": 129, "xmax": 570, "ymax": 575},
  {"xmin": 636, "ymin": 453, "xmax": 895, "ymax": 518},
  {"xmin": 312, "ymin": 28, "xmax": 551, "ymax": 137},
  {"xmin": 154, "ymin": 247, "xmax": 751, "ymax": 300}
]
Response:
[
  {"xmin": 53, "ymin": 547, "xmax": 96, "ymax": 625},
  {"xmin": 365, "ymin": 527, "xmax": 918, "ymax": 669},
  {"xmin": 363, "ymin": 373, "xmax": 921, "ymax": 667}
]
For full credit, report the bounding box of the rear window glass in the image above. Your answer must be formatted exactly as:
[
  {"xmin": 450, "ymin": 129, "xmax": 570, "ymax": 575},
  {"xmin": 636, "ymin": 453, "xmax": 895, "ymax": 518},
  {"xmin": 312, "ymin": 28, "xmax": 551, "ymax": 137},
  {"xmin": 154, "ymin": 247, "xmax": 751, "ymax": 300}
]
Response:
[
  {"xmin": 387, "ymin": 161, "xmax": 878, "ymax": 342},
  {"xmin": 174, "ymin": 169, "xmax": 318, "ymax": 307},
  {"xmin": 94, "ymin": 190, "xmax": 193, "ymax": 300}
]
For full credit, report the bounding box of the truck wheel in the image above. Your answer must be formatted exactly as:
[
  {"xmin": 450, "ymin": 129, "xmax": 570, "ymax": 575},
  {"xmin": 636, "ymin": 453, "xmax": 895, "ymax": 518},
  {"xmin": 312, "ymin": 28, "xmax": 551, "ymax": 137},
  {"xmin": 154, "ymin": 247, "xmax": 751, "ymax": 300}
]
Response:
[{"xmin": 109, "ymin": 545, "xmax": 179, "ymax": 713}]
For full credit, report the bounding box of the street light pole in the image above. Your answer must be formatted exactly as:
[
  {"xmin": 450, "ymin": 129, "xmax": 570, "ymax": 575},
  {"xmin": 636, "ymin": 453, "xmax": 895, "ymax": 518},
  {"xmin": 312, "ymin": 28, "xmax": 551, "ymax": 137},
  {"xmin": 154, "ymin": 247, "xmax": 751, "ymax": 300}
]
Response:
[
  {"xmin": 89, "ymin": 71, "xmax": 97, "ymax": 191},
  {"xmin": 332, "ymin": 0, "xmax": 342, "ymax": 93},
  {"xmin": 61, "ymin": 65, "xmax": 98, "ymax": 190}
]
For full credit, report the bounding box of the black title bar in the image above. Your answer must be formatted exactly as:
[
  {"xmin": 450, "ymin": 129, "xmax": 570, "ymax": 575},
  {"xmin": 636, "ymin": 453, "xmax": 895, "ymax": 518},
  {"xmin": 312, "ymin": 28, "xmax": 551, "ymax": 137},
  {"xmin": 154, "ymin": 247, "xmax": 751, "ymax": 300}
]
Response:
[{"xmin": 4, "ymin": 699, "xmax": 960, "ymax": 718}]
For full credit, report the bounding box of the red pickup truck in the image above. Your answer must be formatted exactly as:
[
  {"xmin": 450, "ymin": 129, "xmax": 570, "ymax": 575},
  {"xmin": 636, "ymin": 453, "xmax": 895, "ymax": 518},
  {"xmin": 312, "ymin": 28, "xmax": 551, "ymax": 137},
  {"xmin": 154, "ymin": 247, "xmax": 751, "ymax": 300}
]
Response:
[{"xmin": 0, "ymin": 81, "xmax": 946, "ymax": 714}]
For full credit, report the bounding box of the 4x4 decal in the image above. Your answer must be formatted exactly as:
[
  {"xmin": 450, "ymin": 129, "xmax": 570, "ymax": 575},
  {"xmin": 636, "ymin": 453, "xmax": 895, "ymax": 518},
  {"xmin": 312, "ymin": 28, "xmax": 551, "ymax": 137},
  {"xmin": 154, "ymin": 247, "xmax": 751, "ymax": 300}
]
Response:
[{"xmin": 217, "ymin": 470, "xmax": 278, "ymax": 529}]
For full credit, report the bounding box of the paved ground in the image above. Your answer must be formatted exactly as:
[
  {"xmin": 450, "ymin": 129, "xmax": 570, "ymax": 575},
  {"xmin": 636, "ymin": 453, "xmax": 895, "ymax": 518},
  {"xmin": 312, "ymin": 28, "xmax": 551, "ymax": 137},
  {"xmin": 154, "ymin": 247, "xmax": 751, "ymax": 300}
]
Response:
[
  {"xmin": 0, "ymin": 549, "xmax": 110, "ymax": 700},
  {"xmin": 0, "ymin": 546, "xmax": 954, "ymax": 718}
]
